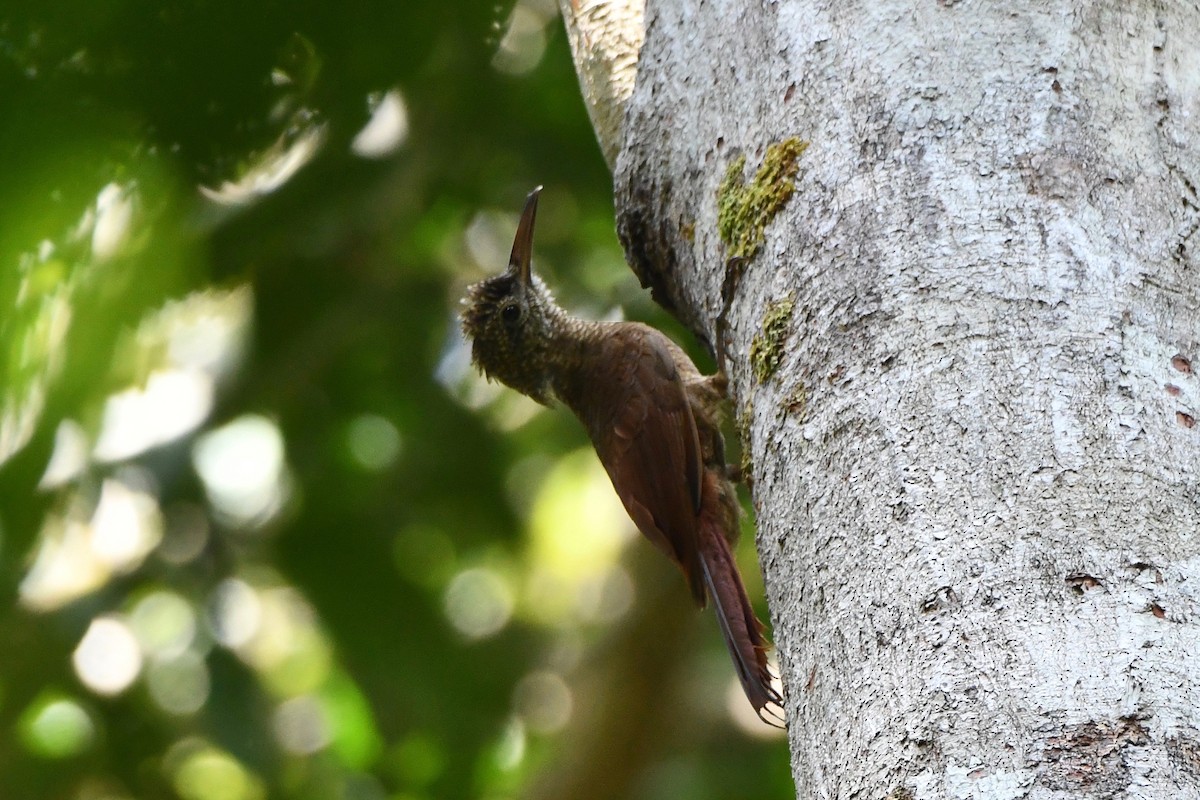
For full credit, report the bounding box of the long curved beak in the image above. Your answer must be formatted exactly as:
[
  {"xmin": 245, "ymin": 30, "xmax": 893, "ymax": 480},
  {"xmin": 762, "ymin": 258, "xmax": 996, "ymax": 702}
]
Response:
[{"xmin": 508, "ymin": 185, "xmax": 542, "ymax": 285}]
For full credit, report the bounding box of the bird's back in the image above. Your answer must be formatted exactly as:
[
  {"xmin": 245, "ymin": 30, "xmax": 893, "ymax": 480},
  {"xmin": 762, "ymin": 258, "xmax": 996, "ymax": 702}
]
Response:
[{"xmin": 555, "ymin": 322, "xmax": 708, "ymax": 602}]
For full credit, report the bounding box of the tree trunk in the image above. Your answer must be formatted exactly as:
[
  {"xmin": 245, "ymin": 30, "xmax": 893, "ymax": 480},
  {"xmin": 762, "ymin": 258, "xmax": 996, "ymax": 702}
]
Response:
[{"xmin": 574, "ymin": 0, "xmax": 1200, "ymax": 795}]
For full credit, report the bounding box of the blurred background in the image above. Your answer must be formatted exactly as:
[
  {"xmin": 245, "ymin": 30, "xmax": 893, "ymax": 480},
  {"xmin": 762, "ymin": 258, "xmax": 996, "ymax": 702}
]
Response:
[{"xmin": 0, "ymin": 1, "xmax": 791, "ymax": 798}]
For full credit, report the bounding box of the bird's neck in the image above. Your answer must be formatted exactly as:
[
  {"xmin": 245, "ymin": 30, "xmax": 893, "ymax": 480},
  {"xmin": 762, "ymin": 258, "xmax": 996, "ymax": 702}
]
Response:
[
  {"xmin": 540, "ymin": 307, "xmax": 603, "ymax": 380},
  {"xmin": 541, "ymin": 312, "xmax": 619, "ymax": 417}
]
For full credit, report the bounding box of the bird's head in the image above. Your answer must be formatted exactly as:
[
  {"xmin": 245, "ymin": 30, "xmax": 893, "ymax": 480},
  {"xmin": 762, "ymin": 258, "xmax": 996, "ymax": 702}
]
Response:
[{"xmin": 461, "ymin": 186, "xmax": 561, "ymax": 404}]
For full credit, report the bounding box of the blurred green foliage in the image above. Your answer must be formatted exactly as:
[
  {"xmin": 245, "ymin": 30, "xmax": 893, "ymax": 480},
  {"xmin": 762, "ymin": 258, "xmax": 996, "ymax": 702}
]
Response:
[{"xmin": 0, "ymin": 2, "xmax": 792, "ymax": 799}]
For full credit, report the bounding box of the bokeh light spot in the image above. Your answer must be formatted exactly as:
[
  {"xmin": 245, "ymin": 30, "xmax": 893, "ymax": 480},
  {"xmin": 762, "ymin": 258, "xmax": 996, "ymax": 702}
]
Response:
[
  {"xmin": 19, "ymin": 694, "xmax": 94, "ymax": 758},
  {"xmin": 72, "ymin": 616, "xmax": 142, "ymax": 696},
  {"xmin": 38, "ymin": 419, "xmax": 88, "ymax": 488},
  {"xmin": 91, "ymin": 182, "xmax": 134, "ymax": 260},
  {"xmin": 93, "ymin": 370, "xmax": 215, "ymax": 463},
  {"xmin": 208, "ymin": 578, "xmax": 262, "ymax": 650},
  {"xmin": 320, "ymin": 671, "xmax": 383, "ymax": 769},
  {"xmin": 465, "ymin": 210, "xmax": 517, "ymax": 271},
  {"xmin": 273, "ymin": 695, "xmax": 329, "ymax": 755},
  {"xmin": 147, "ymin": 652, "xmax": 210, "ymax": 716},
  {"xmin": 89, "ymin": 478, "xmax": 163, "ymax": 570},
  {"xmin": 524, "ymin": 449, "xmax": 633, "ymax": 624},
  {"xmin": 346, "ymin": 414, "xmax": 402, "ymax": 471},
  {"xmin": 129, "ymin": 590, "xmax": 196, "ymax": 659},
  {"xmin": 200, "ymin": 124, "xmax": 325, "ymax": 207},
  {"xmin": 491, "ymin": 5, "xmax": 547, "ymax": 75},
  {"xmin": 20, "ymin": 517, "xmax": 105, "ymax": 611},
  {"xmin": 493, "ymin": 717, "xmax": 526, "ymax": 772},
  {"xmin": 21, "ymin": 475, "xmax": 163, "ymax": 611},
  {"xmin": 351, "ymin": 89, "xmax": 409, "ymax": 158},
  {"xmin": 241, "ymin": 587, "xmax": 332, "ymax": 697},
  {"xmin": 443, "ymin": 567, "xmax": 514, "ymax": 640},
  {"xmin": 158, "ymin": 503, "xmax": 211, "ymax": 565},
  {"xmin": 171, "ymin": 744, "xmax": 263, "ymax": 800},
  {"xmin": 157, "ymin": 286, "xmax": 253, "ymax": 378},
  {"xmin": 513, "ymin": 671, "xmax": 573, "ymax": 734},
  {"xmin": 530, "ymin": 449, "xmax": 631, "ymax": 575},
  {"xmin": 192, "ymin": 415, "xmax": 288, "ymax": 528}
]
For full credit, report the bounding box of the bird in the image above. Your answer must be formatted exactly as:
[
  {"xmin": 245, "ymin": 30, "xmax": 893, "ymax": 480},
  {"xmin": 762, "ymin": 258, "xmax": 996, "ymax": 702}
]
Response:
[{"xmin": 461, "ymin": 186, "xmax": 782, "ymax": 724}]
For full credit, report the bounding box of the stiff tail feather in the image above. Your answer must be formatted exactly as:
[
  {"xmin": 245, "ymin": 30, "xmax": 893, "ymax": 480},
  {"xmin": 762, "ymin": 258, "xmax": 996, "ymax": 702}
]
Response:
[{"xmin": 699, "ymin": 527, "xmax": 784, "ymax": 726}]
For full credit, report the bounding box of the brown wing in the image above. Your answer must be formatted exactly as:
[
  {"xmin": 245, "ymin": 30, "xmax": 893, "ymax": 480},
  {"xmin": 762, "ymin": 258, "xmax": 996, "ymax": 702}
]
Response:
[{"xmin": 579, "ymin": 325, "xmax": 706, "ymax": 604}]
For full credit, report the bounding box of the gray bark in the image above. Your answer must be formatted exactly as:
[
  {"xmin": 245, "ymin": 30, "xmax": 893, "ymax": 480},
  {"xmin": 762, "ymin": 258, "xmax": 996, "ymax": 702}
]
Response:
[{"xmin": 569, "ymin": 0, "xmax": 1200, "ymax": 796}]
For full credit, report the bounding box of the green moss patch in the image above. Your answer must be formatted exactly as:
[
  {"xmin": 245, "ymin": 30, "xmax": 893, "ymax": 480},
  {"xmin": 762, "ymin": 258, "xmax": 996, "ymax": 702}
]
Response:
[
  {"xmin": 716, "ymin": 137, "xmax": 808, "ymax": 260},
  {"xmin": 749, "ymin": 294, "xmax": 795, "ymax": 384},
  {"xmin": 736, "ymin": 401, "xmax": 754, "ymax": 483}
]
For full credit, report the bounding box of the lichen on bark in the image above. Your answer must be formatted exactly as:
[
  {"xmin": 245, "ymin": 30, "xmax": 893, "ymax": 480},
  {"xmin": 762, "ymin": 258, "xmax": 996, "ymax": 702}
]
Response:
[
  {"xmin": 716, "ymin": 137, "xmax": 808, "ymax": 259},
  {"xmin": 749, "ymin": 294, "xmax": 795, "ymax": 384},
  {"xmin": 736, "ymin": 400, "xmax": 754, "ymax": 482}
]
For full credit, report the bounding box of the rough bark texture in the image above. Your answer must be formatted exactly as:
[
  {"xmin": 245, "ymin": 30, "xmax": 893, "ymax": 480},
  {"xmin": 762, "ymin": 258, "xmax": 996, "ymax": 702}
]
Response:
[
  {"xmin": 555, "ymin": 0, "xmax": 645, "ymax": 169},
  {"xmin": 604, "ymin": 0, "xmax": 1200, "ymax": 797}
]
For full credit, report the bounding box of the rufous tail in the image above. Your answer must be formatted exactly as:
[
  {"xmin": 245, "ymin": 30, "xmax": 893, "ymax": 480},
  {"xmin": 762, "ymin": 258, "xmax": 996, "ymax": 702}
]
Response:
[{"xmin": 699, "ymin": 522, "xmax": 784, "ymax": 726}]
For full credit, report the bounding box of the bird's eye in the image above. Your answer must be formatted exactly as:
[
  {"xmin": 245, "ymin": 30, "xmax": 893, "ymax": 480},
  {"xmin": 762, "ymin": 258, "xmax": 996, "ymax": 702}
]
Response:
[{"xmin": 500, "ymin": 303, "xmax": 521, "ymax": 324}]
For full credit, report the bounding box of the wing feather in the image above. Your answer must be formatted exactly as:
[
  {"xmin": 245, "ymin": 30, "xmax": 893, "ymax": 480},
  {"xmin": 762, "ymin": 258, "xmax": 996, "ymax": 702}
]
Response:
[{"xmin": 581, "ymin": 326, "xmax": 706, "ymax": 604}]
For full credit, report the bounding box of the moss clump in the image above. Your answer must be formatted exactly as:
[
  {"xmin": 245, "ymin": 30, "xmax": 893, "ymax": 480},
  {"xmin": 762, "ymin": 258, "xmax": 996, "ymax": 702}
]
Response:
[
  {"xmin": 717, "ymin": 137, "xmax": 809, "ymax": 259},
  {"xmin": 749, "ymin": 294, "xmax": 795, "ymax": 384},
  {"xmin": 736, "ymin": 401, "xmax": 754, "ymax": 483}
]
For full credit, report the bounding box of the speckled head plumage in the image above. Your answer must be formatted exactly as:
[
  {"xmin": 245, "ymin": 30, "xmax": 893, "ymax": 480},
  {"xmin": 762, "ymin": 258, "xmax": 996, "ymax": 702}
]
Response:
[{"xmin": 461, "ymin": 186, "xmax": 563, "ymax": 404}]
